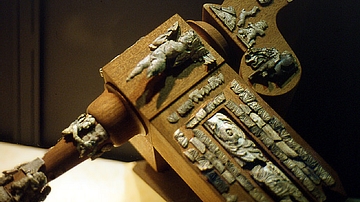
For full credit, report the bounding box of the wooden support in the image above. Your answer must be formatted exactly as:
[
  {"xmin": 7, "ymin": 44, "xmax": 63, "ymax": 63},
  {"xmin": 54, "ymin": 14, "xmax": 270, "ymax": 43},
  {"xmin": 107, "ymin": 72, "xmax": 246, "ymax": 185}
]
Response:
[
  {"xmin": 201, "ymin": 0, "xmax": 301, "ymax": 115},
  {"xmin": 104, "ymin": 14, "xmax": 345, "ymax": 201},
  {"xmin": 0, "ymin": 2, "xmax": 346, "ymax": 201}
]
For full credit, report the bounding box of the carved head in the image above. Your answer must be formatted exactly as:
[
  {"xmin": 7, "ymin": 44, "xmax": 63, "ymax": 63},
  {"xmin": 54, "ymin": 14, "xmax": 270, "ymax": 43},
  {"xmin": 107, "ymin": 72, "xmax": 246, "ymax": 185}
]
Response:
[
  {"xmin": 178, "ymin": 30, "xmax": 201, "ymax": 49},
  {"xmin": 255, "ymin": 20, "xmax": 268, "ymax": 30},
  {"xmin": 206, "ymin": 113, "xmax": 246, "ymax": 144}
]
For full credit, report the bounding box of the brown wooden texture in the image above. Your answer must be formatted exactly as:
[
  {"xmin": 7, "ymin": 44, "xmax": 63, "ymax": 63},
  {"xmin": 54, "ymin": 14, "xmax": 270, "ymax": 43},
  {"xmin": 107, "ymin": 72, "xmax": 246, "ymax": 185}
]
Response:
[
  {"xmin": 132, "ymin": 160, "xmax": 201, "ymax": 202},
  {"xmin": 101, "ymin": 14, "xmax": 345, "ymax": 201},
  {"xmin": 87, "ymin": 84, "xmax": 147, "ymax": 146},
  {"xmin": 101, "ymin": 14, "xmax": 225, "ymax": 121},
  {"xmin": 39, "ymin": 82, "xmax": 148, "ymax": 183},
  {"xmin": 41, "ymin": 138, "xmax": 91, "ymax": 181},
  {"xmin": 202, "ymin": 0, "xmax": 301, "ymax": 115},
  {"xmin": 0, "ymin": 3, "xmax": 347, "ymax": 202}
]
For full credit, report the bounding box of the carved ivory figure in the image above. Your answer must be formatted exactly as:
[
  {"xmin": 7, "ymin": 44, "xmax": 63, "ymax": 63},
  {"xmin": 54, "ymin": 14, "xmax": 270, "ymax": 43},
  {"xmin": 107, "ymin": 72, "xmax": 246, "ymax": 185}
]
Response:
[
  {"xmin": 210, "ymin": 6, "xmax": 237, "ymax": 31},
  {"xmin": 206, "ymin": 113, "xmax": 267, "ymax": 164},
  {"xmin": 237, "ymin": 6, "xmax": 260, "ymax": 27},
  {"xmin": 126, "ymin": 21, "xmax": 215, "ymax": 82},
  {"xmin": 245, "ymin": 47, "xmax": 298, "ymax": 87},
  {"xmin": 237, "ymin": 20, "xmax": 268, "ymax": 48}
]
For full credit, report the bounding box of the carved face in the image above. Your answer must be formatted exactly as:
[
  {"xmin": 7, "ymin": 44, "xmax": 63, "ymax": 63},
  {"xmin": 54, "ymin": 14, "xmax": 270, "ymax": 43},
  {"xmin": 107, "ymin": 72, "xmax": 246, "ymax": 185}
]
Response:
[
  {"xmin": 206, "ymin": 113, "xmax": 245, "ymax": 143},
  {"xmin": 178, "ymin": 30, "xmax": 197, "ymax": 46}
]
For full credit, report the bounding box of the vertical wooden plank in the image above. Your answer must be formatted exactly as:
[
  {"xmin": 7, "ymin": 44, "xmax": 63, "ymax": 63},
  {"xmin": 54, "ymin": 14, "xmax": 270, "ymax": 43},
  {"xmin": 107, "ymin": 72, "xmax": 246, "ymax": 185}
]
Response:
[{"xmin": 14, "ymin": 0, "xmax": 41, "ymax": 145}]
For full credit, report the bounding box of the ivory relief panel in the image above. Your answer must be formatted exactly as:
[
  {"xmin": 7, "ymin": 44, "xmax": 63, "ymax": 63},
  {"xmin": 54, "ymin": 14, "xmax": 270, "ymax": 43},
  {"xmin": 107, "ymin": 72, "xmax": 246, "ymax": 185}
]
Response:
[{"xmin": 172, "ymin": 77, "xmax": 335, "ymax": 202}]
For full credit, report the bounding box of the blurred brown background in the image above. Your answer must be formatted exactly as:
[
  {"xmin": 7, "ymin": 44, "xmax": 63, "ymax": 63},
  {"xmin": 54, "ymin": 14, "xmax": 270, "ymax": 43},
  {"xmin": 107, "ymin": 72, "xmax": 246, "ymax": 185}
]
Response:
[{"xmin": 1, "ymin": 0, "xmax": 359, "ymax": 199}]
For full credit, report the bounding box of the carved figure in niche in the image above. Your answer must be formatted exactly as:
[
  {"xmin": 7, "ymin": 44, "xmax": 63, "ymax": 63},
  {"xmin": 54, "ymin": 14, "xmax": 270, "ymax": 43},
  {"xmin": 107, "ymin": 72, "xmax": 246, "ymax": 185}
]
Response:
[
  {"xmin": 237, "ymin": 20, "xmax": 268, "ymax": 48},
  {"xmin": 206, "ymin": 113, "xmax": 267, "ymax": 164},
  {"xmin": 210, "ymin": 6, "xmax": 237, "ymax": 31},
  {"xmin": 126, "ymin": 21, "xmax": 216, "ymax": 82},
  {"xmin": 245, "ymin": 47, "xmax": 298, "ymax": 87},
  {"xmin": 237, "ymin": 6, "xmax": 260, "ymax": 27}
]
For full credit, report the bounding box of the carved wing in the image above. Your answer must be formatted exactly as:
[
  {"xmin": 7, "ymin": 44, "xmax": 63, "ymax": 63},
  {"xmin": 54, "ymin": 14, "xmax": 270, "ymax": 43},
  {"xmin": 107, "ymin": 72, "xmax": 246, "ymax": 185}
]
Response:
[{"xmin": 149, "ymin": 21, "xmax": 181, "ymax": 50}]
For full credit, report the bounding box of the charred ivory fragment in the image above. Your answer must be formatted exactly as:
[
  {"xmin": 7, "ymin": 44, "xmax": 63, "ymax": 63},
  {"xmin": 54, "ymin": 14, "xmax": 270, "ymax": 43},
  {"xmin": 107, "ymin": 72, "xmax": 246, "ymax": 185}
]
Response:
[
  {"xmin": 126, "ymin": 21, "xmax": 215, "ymax": 82},
  {"xmin": 0, "ymin": 158, "xmax": 51, "ymax": 201},
  {"xmin": 210, "ymin": 6, "xmax": 237, "ymax": 31},
  {"xmin": 62, "ymin": 113, "xmax": 109, "ymax": 159},
  {"xmin": 204, "ymin": 170, "xmax": 229, "ymax": 194},
  {"xmin": 245, "ymin": 47, "xmax": 298, "ymax": 87}
]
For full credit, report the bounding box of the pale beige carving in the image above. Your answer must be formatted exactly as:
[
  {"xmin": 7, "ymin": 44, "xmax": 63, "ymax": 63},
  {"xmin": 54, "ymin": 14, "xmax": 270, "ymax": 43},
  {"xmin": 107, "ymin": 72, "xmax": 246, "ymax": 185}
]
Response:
[
  {"xmin": 206, "ymin": 113, "xmax": 267, "ymax": 163},
  {"xmin": 127, "ymin": 21, "xmax": 215, "ymax": 81}
]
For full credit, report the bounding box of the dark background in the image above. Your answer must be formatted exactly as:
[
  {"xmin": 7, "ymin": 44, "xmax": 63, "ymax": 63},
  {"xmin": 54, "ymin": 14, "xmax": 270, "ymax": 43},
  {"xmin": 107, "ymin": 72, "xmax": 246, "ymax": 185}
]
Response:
[
  {"xmin": 281, "ymin": 0, "xmax": 360, "ymax": 199},
  {"xmin": 1, "ymin": 0, "xmax": 359, "ymax": 199}
]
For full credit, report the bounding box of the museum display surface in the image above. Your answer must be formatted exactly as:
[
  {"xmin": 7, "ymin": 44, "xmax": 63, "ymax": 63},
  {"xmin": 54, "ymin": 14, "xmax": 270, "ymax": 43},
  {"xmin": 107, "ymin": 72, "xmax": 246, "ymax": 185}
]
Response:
[{"xmin": 1, "ymin": 0, "xmax": 356, "ymax": 201}]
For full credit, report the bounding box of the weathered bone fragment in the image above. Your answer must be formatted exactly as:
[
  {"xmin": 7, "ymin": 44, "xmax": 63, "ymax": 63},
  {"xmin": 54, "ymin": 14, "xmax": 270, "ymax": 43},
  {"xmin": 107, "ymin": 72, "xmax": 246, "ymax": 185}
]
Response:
[
  {"xmin": 190, "ymin": 137, "xmax": 206, "ymax": 154},
  {"xmin": 222, "ymin": 170, "xmax": 236, "ymax": 184},
  {"xmin": 237, "ymin": 6, "xmax": 260, "ymax": 27},
  {"xmin": 210, "ymin": 6, "xmax": 237, "ymax": 31},
  {"xmin": 262, "ymin": 124, "xmax": 282, "ymax": 141},
  {"xmin": 174, "ymin": 129, "xmax": 189, "ymax": 148},
  {"xmin": 238, "ymin": 20, "xmax": 268, "ymax": 48},
  {"xmin": 183, "ymin": 148, "xmax": 200, "ymax": 162},
  {"xmin": 275, "ymin": 141, "xmax": 298, "ymax": 158},
  {"xmin": 177, "ymin": 99, "xmax": 194, "ymax": 117},
  {"xmin": 167, "ymin": 112, "xmax": 180, "ymax": 123}
]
